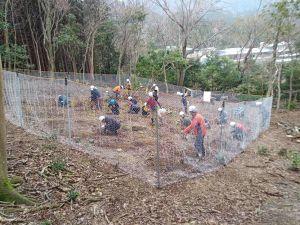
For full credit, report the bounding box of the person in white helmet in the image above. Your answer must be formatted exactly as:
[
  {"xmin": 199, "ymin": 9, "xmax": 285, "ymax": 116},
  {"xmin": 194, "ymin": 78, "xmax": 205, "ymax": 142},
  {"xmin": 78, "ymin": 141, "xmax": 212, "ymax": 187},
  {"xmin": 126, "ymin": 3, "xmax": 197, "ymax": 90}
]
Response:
[
  {"xmin": 127, "ymin": 96, "xmax": 140, "ymax": 114},
  {"xmin": 125, "ymin": 79, "xmax": 132, "ymax": 96},
  {"xmin": 141, "ymin": 102, "xmax": 150, "ymax": 116},
  {"xmin": 230, "ymin": 121, "xmax": 247, "ymax": 141},
  {"xmin": 90, "ymin": 85, "xmax": 102, "ymax": 110},
  {"xmin": 152, "ymin": 85, "xmax": 160, "ymax": 103},
  {"xmin": 146, "ymin": 92, "xmax": 159, "ymax": 125},
  {"xmin": 217, "ymin": 107, "xmax": 228, "ymax": 125},
  {"xmin": 99, "ymin": 116, "xmax": 121, "ymax": 135},
  {"xmin": 179, "ymin": 111, "xmax": 191, "ymax": 129},
  {"xmin": 183, "ymin": 105, "xmax": 207, "ymax": 158}
]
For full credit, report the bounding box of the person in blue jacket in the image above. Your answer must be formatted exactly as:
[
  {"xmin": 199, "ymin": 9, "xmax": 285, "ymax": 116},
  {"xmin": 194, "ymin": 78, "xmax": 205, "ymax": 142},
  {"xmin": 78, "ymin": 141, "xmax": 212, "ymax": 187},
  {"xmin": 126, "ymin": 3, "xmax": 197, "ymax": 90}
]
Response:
[
  {"xmin": 58, "ymin": 95, "xmax": 69, "ymax": 107},
  {"xmin": 90, "ymin": 85, "xmax": 102, "ymax": 110},
  {"xmin": 108, "ymin": 98, "xmax": 120, "ymax": 115}
]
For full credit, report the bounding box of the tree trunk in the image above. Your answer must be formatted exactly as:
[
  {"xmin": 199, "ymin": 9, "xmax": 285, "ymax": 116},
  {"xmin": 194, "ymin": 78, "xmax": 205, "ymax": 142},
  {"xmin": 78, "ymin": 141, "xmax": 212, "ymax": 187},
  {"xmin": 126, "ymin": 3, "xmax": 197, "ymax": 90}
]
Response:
[
  {"xmin": 178, "ymin": 35, "xmax": 187, "ymax": 86},
  {"xmin": 163, "ymin": 62, "xmax": 169, "ymax": 93},
  {"xmin": 88, "ymin": 32, "xmax": 95, "ymax": 81},
  {"xmin": 288, "ymin": 65, "xmax": 293, "ymax": 108},
  {"xmin": 276, "ymin": 64, "xmax": 282, "ymax": 111},
  {"xmin": 4, "ymin": 0, "xmax": 10, "ymax": 70},
  {"xmin": 0, "ymin": 57, "xmax": 33, "ymax": 205}
]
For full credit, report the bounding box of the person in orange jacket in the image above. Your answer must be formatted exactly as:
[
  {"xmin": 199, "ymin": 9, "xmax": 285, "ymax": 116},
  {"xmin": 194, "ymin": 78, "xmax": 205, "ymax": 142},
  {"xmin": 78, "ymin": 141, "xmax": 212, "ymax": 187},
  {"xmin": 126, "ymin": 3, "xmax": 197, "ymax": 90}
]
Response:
[
  {"xmin": 113, "ymin": 85, "xmax": 123, "ymax": 99},
  {"xmin": 183, "ymin": 105, "xmax": 207, "ymax": 158}
]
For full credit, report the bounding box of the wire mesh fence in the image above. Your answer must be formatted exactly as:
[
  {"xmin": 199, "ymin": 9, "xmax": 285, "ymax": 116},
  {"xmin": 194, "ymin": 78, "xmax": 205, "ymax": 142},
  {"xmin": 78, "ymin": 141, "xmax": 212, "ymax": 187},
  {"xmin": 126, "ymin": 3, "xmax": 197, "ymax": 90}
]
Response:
[{"xmin": 3, "ymin": 70, "xmax": 273, "ymax": 187}]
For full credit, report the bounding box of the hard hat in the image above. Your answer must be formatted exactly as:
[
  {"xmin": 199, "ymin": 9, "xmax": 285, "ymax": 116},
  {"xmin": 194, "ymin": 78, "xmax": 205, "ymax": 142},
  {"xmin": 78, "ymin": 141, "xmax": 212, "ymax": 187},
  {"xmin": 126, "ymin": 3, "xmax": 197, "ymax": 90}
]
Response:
[
  {"xmin": 144, "ymin": 102, "xmax": 147, "ymax": 106},
  {"xmin": 179, "ymin": 111, "xmax": 185, "ymax": 116},
  {"xmin": 105, "ymin": 90, "xmax": 109, "ymax": 93},
  {"xmin": 128, "ymin": 96, "xmax": 133, "ymax": 101},
  {"xmin": 188, "ymin": 105, "xmax": 197, "ymax": 113},
  {"xmin": 230, "ymin": 121, "xmax": 236, "ymax": 127},
  {"xmin": 218, "ymin": 107, "xmax": 223, "ymax": 112},
  {"xmin": 256, "ymin": 101, "xmax": 262, "ymax": 106},
  {"xmin": 154, "ymin": 86, "xmax": 159, "ymax": 91},
  {"xmin": 109, "ymin": 99, "xmax": 117, "ymax": 105},
  {"xmin": 99, "ymin": 116, "xmax": 105, "ymax": 122},
  {"xmin": 90, "ymin": 85, "xmax": 95, "ymax": 90},
  {"xmin": 126, "ymin": 79, "xmax": 130, "ymax": 82},
  {"xmin": 148, "ymin": 92, "xmax": 153, "ymax": 97},
  {"xmin": 58, "ymin": 95, "xmax": 61, "ymax": 97},
  {"xmin": 176, "ymin": 91, "xmax": 181, "ymax": 96}
]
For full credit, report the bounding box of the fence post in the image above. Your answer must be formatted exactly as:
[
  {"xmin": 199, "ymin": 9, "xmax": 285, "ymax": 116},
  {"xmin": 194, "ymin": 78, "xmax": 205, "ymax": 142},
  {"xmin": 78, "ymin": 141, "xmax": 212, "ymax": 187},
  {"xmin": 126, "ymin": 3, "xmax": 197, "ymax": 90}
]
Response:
[
  {"xmin": 16, "ymin": 72, "xmax": 24, "ymax": 127},
  {"xmin": 65, "ymin": 77, "xmax": 72, "ymax": 142},
  {"xmin": 155, "ymin": 108, "xmax": 161, "ymax": 188}
]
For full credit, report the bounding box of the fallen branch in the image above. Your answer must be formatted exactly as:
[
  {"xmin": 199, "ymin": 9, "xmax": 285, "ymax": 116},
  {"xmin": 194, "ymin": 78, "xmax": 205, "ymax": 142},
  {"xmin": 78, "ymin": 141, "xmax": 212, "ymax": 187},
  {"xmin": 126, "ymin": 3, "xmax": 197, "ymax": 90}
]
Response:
[{"xmin": 263, "ymin": 191, "xmax": 283, "ymax": 197}]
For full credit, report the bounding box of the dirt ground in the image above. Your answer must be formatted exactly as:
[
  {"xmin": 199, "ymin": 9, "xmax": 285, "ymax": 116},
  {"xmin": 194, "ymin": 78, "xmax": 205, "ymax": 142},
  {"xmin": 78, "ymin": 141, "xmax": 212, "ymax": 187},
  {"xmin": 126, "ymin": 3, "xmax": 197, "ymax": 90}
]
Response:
[{"xmin": 1, "ymin": 110, "xmax": 299, "ymax": 225}]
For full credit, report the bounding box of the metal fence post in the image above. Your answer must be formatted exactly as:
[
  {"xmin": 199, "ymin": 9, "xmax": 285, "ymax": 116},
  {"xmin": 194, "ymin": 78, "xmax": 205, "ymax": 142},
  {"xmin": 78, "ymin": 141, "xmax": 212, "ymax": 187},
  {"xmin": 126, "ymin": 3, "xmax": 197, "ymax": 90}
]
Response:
[
  {"xmin": 16, "ymin": 72, "xmax": 24, "ymax": 127},
  {"xmin": 155, "ymin": 108, "xmax": 161, "ymax": 188},
  {"xmin": 65, "ymin": 77, "xmax": 72, "ymax": 142}
]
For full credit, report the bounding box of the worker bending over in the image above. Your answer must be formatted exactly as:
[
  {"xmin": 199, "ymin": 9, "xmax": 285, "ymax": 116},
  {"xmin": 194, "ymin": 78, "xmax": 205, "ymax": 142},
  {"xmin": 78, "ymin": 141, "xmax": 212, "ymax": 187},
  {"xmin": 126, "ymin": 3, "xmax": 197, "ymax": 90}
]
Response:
[
  {"xmin": 128, "ymin": 96, "xmax": 140, "ymax": 114},
  {"xmin": 141, "ymin": 103, "xmax": 150, "ymax": 117},
  {"xmin": 230, "ymin": 121, "xmax": 248, "ymax": 141},
  {"xmin": 113, "ymin": 85, "xmax": 123, "ymax": 99},
  {"xmin": 58, "ymin": 95, "xmax": 69, "ymax": 107},
  {"xmin": 183, "ymin": 105, "xmax": 207, "ymax": 159},
  {"xmin": 99, "ymin": 116, "xmax": 121, "ymax": 135},
  {"xmin": 179, "ymin": 111, "xmax": 191, "ymax": 129},
  {"xmin": 90, "ymin": 85, "xmax": 102, "ymax": 110},
  {"xmin": 108, "ymin": 98, "xmax": 120, "ymax": 115}
]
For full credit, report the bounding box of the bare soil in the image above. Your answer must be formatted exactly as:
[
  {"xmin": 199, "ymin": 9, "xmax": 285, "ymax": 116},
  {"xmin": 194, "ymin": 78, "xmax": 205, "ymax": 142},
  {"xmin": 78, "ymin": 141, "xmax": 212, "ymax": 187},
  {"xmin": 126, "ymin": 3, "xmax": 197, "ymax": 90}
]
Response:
[{"xmin": 0, "ymin": 110, "xmax": 299, "ymax": 225}]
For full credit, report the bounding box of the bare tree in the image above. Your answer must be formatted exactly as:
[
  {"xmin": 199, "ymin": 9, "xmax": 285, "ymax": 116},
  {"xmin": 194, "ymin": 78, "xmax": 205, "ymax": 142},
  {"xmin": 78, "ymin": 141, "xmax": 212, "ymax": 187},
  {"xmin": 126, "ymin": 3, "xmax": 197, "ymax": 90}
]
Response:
[
  {"xmin": 37, "ymin": 0, "xmax": 69, "ymax": 75},
  {"xmin": 152, "ymin": 0, "xmax": 222, "ymax": 85}
]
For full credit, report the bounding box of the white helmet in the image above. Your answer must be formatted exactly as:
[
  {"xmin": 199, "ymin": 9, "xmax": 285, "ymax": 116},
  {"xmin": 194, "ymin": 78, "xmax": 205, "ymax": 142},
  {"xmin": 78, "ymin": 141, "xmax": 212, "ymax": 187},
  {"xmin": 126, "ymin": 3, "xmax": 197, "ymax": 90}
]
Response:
[
  {"xmin": 256, "ymin": 101, "xmax": 262, "ymax": 106},
  {"xmin": 230, "ymin": 121, "xmax": 236, "ymax": 127},
  {"xmin": 99, "ymin": 116, "xmax": 105, "ymax": 122},
  {"xmin": 126, "ymin": 79, "xmax": 130, "ymax": 82},
  {"xmin": 176, "ymin": 91, "xmax": 181, "ymax": 96},
  {"xmin": 58, "ymin": 95, "xmax": 62, "ymax": 97},
  {"xmin": 121, "ymin": 85, "xmax": 124, "ymax": 89},
  {"xmin": 188, "ymin": 105, "xmax": 197, "ymax": 113},
  {"xmin": 90, "ymin": 85, "xmax": 95, "ymax": 90},
  {"xmin": 154, "ymin": 86, "xmax": 159, "ymax": 91},
  {"xmin": 128, "ymin": 96, "xmax": 133, "ymax": 101},
  {"xmin": 148, "ymin": 92, "xmax": 153, "ymax": 97},
  {"xmin": 179, "ymin": 111, "xmax": 185, "ymax": 116},
  {"xmin": 105, "ymin": 90, "xmax": 109, "ymax": 93},
  {"xmin": 144, "ymin": 102, "xmax": 147, "ymax": 106},
  {"xmin": 218, "ymin": 107, "xmax": 223, "ymax": 112}
]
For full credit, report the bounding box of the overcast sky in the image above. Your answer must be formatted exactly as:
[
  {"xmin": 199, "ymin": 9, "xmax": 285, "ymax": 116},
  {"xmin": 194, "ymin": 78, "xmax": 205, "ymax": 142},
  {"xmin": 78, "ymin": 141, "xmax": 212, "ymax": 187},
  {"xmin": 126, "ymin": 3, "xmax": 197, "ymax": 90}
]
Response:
[{"xmin": 220, "ymin": 0, "xmax": 276, "ymax": 14}]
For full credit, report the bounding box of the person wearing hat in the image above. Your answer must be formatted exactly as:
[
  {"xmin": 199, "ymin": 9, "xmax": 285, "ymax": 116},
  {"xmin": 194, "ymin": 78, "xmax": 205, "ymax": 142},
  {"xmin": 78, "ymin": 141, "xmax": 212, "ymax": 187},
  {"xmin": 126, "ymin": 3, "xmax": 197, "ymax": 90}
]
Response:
[
  {"xmin": 178, "ymin": 91, "xmax": 188, "ymax": 113},
  {"xmin": 99, "ymin": 116, "xmax": 121, "ymax": 135},
  {"xmin": 183, "ymin": 105, "xmax": 207, "ymax": 158},
  {"xmin": 217, "ymin": 107, "xmax": 228, "ymax": 125},
  {"xmin": 113, "ymin": 85, "xmax": 123, "ymax": 99},
  {"xmin": 128, "ymin": 96, "xmax": 140, "ymax": 114},
  {"xmin": 108, "ymin": 98, "xmax": 120, "ymax": 115},
  {"xmin": 58, "ymin": 95, "xmax": 69, "ymax": 107},
  {"xmin": 146, "ymin": 92, "xmax": 159, "ymax": 125},
  {"xmin": 90, "ymin": 85, "xmax": 102, "ymax": 110},
  {"xmin": 230, "ymin": 121, "xmax": 247, "ymax": 141},
  {"xmin": 125, "ymin": 79, "xmax": 132, "ymax": 96},
  {"xmin": 141, "ymin": 102, "xmax": 150, "ymax": 117},
  {"xmin": 179, "ymin": 111, "xmax": 191, "ymax": 129},
  {"xmin": 152, "ymin": 84, "xmax": 160, "ymax": 103}
]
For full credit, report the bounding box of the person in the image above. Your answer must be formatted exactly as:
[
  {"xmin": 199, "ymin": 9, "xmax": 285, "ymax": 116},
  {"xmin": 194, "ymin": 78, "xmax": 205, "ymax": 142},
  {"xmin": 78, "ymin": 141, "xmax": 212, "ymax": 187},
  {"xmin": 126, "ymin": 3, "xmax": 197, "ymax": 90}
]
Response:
[
  {"xmin": 128, "ymin": 96, "xmax": 140, "ymax": 114},
  {"xmin": 230, "ymin": 121, "xmax": 247, "ymax": 141},
  {"xmin": 183, "ymin": 105, "xmax": 207, "ymax": 158},
  {"xmin": 108, "ymin": 98, "xmax": 120, "ymax": 115},
  {"xmin": 217, "ymin": 107, "xmax": 228, "ymax": 125},
  {"xmin": 179, "ymin": 92, "xmax": 188, "ymax": 113},
  {"xmin": 99, "ymin": 116, "xmax": 121, "ymax": 135},
  {"xmin": 125, "ymin": 79, "xmax": 132, "ymax": 96},
  {"xmin": 179, "ymin": 111, "xmax": 191, "ymax": 129},
  {"xmin": 58, "ymin": 95, "xmax": 69, "ymax": 107},
  {"xmin": 146, "ymin": 92, "xmax": 159, "ymax": 125},
  {"xmin": 152, "ymin": 84, "xmax": 159, "ymax": 102},
  {"xmin": 113, "ymin": 85, "xmax": 123, "ymax": 99},
  {"xmin": 141, "ymin": 103, "xmax": 150, "ymax": 117},
  {"xmin": 90, "ymin": 85, "xmax": 102, "ymax": 110}
]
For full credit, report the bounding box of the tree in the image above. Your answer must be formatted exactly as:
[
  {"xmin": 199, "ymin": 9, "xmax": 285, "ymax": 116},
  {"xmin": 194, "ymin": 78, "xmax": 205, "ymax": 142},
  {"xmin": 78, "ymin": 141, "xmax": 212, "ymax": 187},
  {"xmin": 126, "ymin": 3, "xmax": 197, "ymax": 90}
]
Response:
[
  {"xmin": 0, "ymin": 57, "xmax": 33, "ymax": 205},
  {"xmin": 37, "ymin": 0, "xmax": 69, "ymax": 75},
  {"xmin": 152, "ymin": 0, "xmax": 224, "ymax": 86}
]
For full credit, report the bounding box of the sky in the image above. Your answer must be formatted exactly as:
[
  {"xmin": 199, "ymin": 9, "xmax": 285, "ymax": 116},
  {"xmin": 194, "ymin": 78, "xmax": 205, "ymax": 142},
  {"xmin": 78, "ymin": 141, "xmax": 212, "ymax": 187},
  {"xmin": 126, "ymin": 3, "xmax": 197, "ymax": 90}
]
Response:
[{"xmin": 220, "ymin": 0, "xmax": 276, "ymax": 14}]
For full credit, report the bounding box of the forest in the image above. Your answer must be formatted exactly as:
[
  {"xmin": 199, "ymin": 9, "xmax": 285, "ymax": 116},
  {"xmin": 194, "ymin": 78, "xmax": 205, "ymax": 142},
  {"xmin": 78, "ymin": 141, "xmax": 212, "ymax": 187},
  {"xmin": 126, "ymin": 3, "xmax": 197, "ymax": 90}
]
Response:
[{"xmin": 1, "ymin": 0, "xmax": 300, "ymax": 109}]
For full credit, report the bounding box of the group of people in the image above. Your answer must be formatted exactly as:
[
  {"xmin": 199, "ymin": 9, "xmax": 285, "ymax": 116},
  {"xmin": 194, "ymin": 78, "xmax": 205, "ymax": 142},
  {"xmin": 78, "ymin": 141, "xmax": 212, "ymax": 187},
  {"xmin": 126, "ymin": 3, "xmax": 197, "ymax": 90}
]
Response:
[{"xmin": 58, "ymin": 79, "xmax": 252, "ymax": 160}]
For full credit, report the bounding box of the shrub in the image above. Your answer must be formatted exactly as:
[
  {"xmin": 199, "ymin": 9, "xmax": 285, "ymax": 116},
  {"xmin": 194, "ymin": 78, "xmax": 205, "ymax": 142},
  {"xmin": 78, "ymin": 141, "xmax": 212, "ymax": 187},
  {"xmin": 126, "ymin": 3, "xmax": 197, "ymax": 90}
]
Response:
[
  {"xmin": 41, "ymin": 220, "xmax": 52, "ymax": 225},
  {"xmin": 257, "ymin": 146, "xmax": 268, "ymax": 156},
  {"xmin": 289, "ymin": 152, "xmax": 300, "ymax": 171},
  {"xmin": 286, "ymin": 101, "xmax": 297, "ymax": 110},
  {"xmin": 68, "ymin": 189, "xmax": 79, "ymax": 202},
  {"xmin": 50, "ymin": 160, "xmax": 66, "ymax": 172}
]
